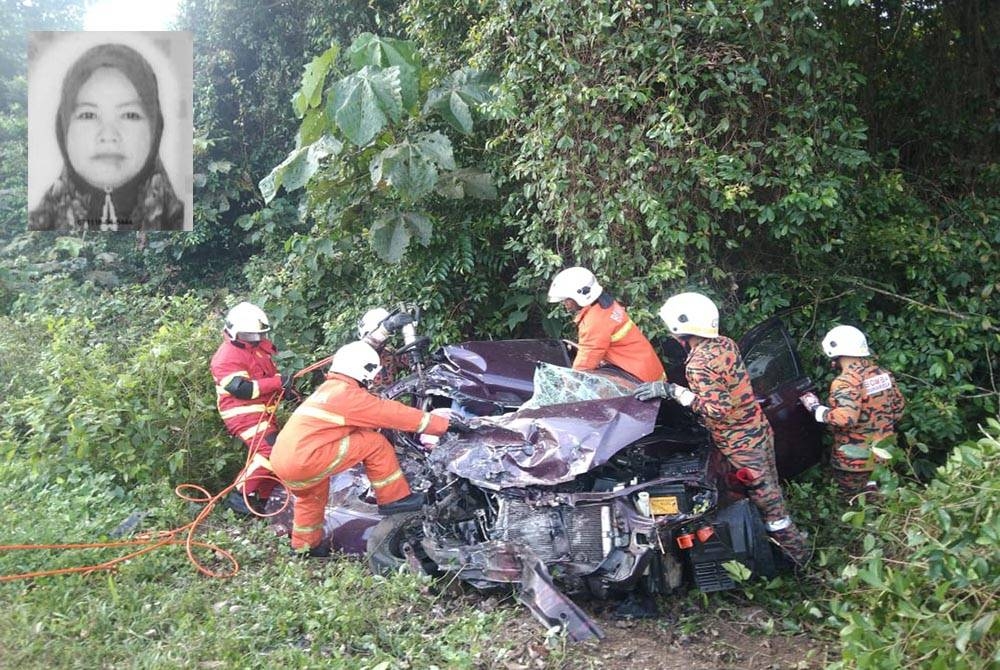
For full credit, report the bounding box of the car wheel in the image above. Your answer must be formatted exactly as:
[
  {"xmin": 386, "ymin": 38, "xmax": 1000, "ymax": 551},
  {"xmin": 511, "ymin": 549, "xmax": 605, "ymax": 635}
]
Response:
[{"xmin": 366, "ymin": 511, "xmax": 430, "ymax": 575}]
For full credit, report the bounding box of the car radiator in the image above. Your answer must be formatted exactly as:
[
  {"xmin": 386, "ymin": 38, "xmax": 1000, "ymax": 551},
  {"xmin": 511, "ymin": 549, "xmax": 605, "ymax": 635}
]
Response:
[{"xmin": 492, "ymin": 498, "xmax": 607, "ymax": 565}]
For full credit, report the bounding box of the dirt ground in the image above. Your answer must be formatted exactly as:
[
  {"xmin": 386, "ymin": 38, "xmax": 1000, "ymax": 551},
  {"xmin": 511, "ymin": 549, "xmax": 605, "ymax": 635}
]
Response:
[{"xmin": 474, "ymin": 595, "xmax": 835, "ymax": 670}]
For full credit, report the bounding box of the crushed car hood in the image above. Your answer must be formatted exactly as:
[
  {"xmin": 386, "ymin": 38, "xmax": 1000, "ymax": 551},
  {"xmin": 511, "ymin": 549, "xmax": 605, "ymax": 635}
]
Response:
[{"xmin": 430, "ymin": 395, "xmax": 659, "ymax": 490}]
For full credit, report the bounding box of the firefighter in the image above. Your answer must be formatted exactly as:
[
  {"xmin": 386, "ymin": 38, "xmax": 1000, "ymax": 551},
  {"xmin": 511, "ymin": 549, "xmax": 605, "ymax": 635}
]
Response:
[
  {"xmin": 270, "ymin": 340, "xmax": 467, "ymax": 557},
  {"xmin": 547, "ymin": 267, "xmax": 666, "ymax": 383},
  {"xmin": 210, "ymin": 301, "xmax": 292, "ymax": 516},
  {"xmin": 799, "ymin": 325, "xmax": 906, "ymax": 494},
  {"xmin": 633, "ymin": 292, "xmax": 812, "ymax": 568}
]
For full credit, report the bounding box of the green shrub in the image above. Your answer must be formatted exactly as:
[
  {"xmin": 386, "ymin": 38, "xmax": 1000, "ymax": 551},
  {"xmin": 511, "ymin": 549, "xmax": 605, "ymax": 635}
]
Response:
[
  {"xmin": 0, "ymin": 286, "xmax": 237, "ymax": 489},
  {"xmin": 830, "ymin": 418, "xmax": 1000, "ymax": 669}
]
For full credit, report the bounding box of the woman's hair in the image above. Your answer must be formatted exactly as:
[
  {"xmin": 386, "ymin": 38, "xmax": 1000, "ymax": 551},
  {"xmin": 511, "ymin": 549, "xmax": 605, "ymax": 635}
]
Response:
[{"xmin": 55, "ymin": 43, "xmax": 164, "ymax": 178}]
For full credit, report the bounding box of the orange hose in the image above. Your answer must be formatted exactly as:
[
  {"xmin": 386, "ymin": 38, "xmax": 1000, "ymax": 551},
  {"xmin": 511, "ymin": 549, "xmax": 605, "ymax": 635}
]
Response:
[{"xmin": 0, "ymin": 355, "xmax": 332, "ymax": 582}]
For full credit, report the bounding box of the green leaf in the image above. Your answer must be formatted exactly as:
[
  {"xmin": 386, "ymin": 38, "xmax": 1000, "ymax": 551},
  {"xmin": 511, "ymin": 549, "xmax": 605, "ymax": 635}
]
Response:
[
  {"xmin": 435, "ymin": 168, "xmax": 498, "ymax": 200},
  {"xmin": 424, "ymin": 68, "xmax": 497, "ymax": 135},
  {"xmin": 328, "ymin": 66, "xmax": 403, "ymax": 146},
  {"xmin": 297, "ymin": 107, "xmax": 327, "ymax": 147},
  {"xmin": 837, "ymin": 444, "xmax": 873, "ymax": 461},
  {"xmin": 721, "ymin": 560, "xmax": 752, "ymax": 583},
  {"xmin": 415, "ymin": 131, "xmax": 456, "ymax": 170},
  {"xmin": 259, "ymin": 135, "xmax": 343, "ymax": 203},
  {"xmin": 347, "ymin": 32, "xmax": 419, "ymax": 70},
  {"xmin": 370, "ymin": 210, "xmax": 433, "ymax": 262},
  {"xmin": 369, "ymin": 135, "xmax": 453, "ymax": 201},
  {"xmin": 295, "ymin": 44, "xmax": 339, "ymax": 117}
]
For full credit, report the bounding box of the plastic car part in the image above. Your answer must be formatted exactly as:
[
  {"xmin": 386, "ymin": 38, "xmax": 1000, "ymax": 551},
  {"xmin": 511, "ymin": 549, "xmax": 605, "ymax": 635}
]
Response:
[{"xmin": 518, "ymin": 548, "xmax": 605, "ymax": 642}]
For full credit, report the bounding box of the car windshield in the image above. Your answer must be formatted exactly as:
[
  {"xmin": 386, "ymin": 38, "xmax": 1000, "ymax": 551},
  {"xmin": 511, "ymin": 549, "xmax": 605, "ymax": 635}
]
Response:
[{"xmin": 520, "ymin": 362, "xmax": 637, "ymax": 409}]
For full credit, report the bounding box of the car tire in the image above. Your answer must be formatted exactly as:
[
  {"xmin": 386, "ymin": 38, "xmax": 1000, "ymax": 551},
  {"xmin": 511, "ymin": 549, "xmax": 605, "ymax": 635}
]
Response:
[{"xmin": 366, "ymin": 511, "xmax": 428, "ymax": 576}]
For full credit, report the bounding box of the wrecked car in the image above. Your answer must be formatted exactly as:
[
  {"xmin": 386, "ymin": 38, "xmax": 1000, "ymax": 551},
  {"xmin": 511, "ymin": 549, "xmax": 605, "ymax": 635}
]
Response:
[{"xmin": 269, "ymin": 315, "xmax": 823, "ymax": 640}]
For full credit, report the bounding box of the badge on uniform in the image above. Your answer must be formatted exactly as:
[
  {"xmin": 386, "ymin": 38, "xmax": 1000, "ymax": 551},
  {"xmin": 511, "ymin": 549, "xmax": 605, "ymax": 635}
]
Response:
[{"xmin": 863, "ymin": 373, "xmax": 893, "ymax": 395}]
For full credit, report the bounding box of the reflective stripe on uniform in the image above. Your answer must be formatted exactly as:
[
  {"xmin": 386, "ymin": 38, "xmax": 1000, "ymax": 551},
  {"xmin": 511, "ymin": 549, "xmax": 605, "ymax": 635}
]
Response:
[
  {"xmin": 235, "ymin": 453, "xmax": 274, "ymax": 487},
  {"xmin": 370, "ymin": 469, "xmax": 403, "ymax": 489},
  {"xmin": 609, "ymin": 319, "xmax": 634, "ymax": 343},
  {"xmin": 765, "ymin": 516, "xmax": 792, "ymax": 532},
  {"xmin": 239, "ymin": 421, "xmax": 271, "ymax": 441},
  {"xmin": 293, "ymin": 522, "xmax": 324, "ymax": 534},
  {"xmin": 219, "ymin": 404, "xmax": 268, "ymax": 420},
  {"xmin": 415, "ymin": 412, "xmax": 432, "ymax": 433},
  {"xmin": 216, "ymin": 371, "xmax": 249, "ymax": 397},
  {"xmin": 295, "ymin": 405, "xmax": 347, "ymax": 425},
  {"xmin": 282, "ymin": 436, "xmax": 351, "ymax": 489}
]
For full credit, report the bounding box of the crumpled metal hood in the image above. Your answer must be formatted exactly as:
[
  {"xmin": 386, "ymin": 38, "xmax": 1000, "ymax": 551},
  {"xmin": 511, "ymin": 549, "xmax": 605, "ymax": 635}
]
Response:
[{"xmin": 430, "ymin": 395, "xmax": 660, "ymax": 490}]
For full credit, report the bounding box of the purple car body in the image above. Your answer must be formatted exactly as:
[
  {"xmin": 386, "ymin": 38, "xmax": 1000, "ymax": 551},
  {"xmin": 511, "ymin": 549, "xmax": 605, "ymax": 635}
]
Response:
[{"xmin": 268, "ymin": 317, "xmax": 824, "ymax": 639}]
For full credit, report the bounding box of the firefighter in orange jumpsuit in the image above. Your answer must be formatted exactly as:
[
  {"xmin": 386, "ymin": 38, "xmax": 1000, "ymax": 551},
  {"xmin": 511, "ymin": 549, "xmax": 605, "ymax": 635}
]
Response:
[
  {"xmin": 547, "ymin": 267, "xmax": 665, "ymax": 383},
  {"xmin": 210, "ymin": 302, "xmax": 292, "ymax": 515},
  {"xmin": 800, "ymin": 325, "xmax": 905, "ymax": 494},
  {"xmin": 633, "ymin": 292, "xmax": 811, "ymax": 568},
  {"xmin": 270, "ymin": 340, "xmax": 465, "ymax": 557}
]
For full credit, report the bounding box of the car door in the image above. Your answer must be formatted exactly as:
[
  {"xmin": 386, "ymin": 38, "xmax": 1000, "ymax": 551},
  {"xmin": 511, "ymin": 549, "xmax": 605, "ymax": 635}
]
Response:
[{"xmin": 738, "ymin": 318, "xmax": 824, "ymax": 479}]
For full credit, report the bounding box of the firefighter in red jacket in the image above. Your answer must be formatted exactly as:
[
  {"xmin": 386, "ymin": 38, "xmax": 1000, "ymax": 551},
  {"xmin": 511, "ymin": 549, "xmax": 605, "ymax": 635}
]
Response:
[
  {"xmin": 210, "ymin": 302, "xmax": 292, "ymax": 515},
  {"xmin": 800, "ymin": 325, "xmax": 906, "ymax": 494},
  {"xmin": 547, "ymin": 267, "xmax": 666, "ymax": 383},
  {"xmin": 270, "ymin": 340, "xmax": 467, "ymax": 557},
  {"xmin": 633, "ymin": 292, "xmax": 811, "ymax": 568}
]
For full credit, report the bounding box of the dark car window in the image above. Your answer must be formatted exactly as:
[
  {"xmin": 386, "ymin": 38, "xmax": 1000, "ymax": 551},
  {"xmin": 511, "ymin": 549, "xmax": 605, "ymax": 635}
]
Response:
[{"xmin": 740, "ymin": 321, "xmax": 802, "ymax": 396}]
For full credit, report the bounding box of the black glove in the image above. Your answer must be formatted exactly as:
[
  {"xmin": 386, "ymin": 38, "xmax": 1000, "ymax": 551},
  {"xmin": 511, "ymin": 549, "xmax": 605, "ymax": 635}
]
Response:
[
  {"xmin": 448, "ymin": 415, "xmax": 473, "ymax": 434},
  {"xmin": 381, "ymin": 312, "xmax": 414, "ymax": 333},
  {"xmin": 280, "ymin": 374, "xmax": 300, "ymax": 401}
]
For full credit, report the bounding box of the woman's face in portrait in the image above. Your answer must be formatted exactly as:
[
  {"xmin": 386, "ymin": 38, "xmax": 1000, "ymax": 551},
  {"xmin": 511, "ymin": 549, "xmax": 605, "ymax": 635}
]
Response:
[{"xmin": 65, "ymin": 66, "xmax": 152, "ymax": 190}]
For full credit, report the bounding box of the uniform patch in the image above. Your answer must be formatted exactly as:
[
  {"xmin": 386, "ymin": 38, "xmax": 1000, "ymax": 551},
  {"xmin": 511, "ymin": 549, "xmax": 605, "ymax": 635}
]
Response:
[{"xmin": 863, "ymin": 373, "xmax": 893, "ymax": 395}]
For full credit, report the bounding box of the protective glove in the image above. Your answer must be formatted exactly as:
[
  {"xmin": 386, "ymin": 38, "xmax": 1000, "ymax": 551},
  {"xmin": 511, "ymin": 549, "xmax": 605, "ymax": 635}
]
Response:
[
  {"xmin": 799, "ymin": 393, "xmax": 828, "ymax": 422},
  {"xmin": 667, "ymin": 383, "xmax": 696, "ymax": 407},
  {"xmin": 381, "ymin": 312, "xmax": 414, "ymax": 333},
  {"xmin": 633, "ymin": 381, "xmax": 668, "ymax": 402},
  {"xmin": 280, "ymin": 374, "xmax": 301, "ymax": 403},
  {"xmin": 799, "ymin": 392, "xmax": 820, "ymax": 412},
  {"xmin": 447, "ymin": 415, "xmax": 473, "ymax": 434},
  {"xmin": 634, "ymin": 381, "xmax": 696, "ymax": 407}
]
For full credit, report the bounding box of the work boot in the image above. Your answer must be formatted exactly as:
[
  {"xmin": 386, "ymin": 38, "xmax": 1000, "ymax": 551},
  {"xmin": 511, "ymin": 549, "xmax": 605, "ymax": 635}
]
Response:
[
  {"xmin": 769, "ymin": 523, "xmax": 813, "ymax": 570},
  {"xmin": 377, "ymin": 491, "xmax": 425, "ymax": 516},
  {"xmin": 289, "ymin": 543, "xmax": 331, "ymax": 559}
]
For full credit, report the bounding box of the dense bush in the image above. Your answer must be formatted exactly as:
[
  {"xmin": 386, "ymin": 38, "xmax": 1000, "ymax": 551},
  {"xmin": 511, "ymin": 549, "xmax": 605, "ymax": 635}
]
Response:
[
  {"xmin": 0, "ymin": 285, "xmax": 238, "ymax": 488},
  {"xmin": 829, "ymin": 420, "xmax": 1000, "ymax": 668}
]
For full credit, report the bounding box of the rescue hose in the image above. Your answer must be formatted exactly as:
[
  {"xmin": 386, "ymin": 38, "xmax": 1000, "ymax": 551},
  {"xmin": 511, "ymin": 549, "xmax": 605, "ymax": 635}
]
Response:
[{"xmin": 0, "ymin": 356, "xmax": 333, "ymax": 583}]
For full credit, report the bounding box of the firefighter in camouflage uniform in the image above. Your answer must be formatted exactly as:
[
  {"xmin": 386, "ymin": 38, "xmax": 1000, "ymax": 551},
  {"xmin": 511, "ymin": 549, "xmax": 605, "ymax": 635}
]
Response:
[
  {"xmin": 799, "ymin": 325, "xmax": 905, "ymax": 494},
  {"xmin": 633, "ymin": 292, "xmax": 812, "ymax": 568}
]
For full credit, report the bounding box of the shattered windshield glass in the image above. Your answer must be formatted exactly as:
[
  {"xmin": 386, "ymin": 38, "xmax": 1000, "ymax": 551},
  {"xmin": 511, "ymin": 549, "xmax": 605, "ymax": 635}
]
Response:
[{"xmin": 520, "ymin": 363, "xmax": 639, "ymax": 409}]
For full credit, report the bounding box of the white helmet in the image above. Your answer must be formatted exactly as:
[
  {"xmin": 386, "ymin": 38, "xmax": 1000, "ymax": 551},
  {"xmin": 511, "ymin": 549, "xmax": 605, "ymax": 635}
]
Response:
[
  {"xmin": 547, "ymin": 267, "xmax": 603, "ymax": 307},
  {"xmin": 330, "ymin": 341, "xmax": 382, "ymax": 384},
  {"xmin": 224, "ymin": 302, "xmax": 271, "ymax": 342},
  {"xmin": 658, "ymin": 292, "xmax": 719, "ymax": 338},
  {"xmin": 357, "ymin": 307, "xmax": 390, "ymax": 339},
  {"xmin": 822, "ymin": 325, "xmax": 870, "ymax": 358}
]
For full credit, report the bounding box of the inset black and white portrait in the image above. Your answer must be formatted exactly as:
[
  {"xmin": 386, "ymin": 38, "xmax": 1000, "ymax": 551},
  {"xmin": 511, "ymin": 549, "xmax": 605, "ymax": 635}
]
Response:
[{"xmin": 28, "ymin": 31, "xmax": 193, "ymax": 232}]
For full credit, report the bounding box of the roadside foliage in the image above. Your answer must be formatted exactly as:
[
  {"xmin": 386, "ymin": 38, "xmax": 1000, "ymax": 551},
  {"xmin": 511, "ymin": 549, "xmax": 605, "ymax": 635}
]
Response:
[{"xmin": 0, "ymin": 0, "xmax": 997, "ymax": 667}]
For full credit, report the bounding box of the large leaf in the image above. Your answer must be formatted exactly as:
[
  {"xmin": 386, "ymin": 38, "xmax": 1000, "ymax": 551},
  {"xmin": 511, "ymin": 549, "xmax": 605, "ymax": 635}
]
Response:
[
  {"xmin": 370, "ymin": 210, "xmax": 433, "ymax": 262},
  {"xmin": 369, "ymin": 132, "xmax": 456, "ymax": 201},
  {"xmin": 423, "ymin": 68, "xmax": 497, "ymax": 135},
  {"xmin": 259, "ymin": 135, "xmax": 343, "ymax": 203},
  {"xmin": 347, "ymin": 32, "xmax": 419, "ymax": 70},
  {"xmin": 435, "ymin": 167, "xmax": 498, "ymax": 200},
  {"xmin": 293, "ymin": 44, "xmax": 339, "ymax": 118},
  {"xmin": 328, "ymin": 66, "xmax": 403, "ymax": 146}
]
